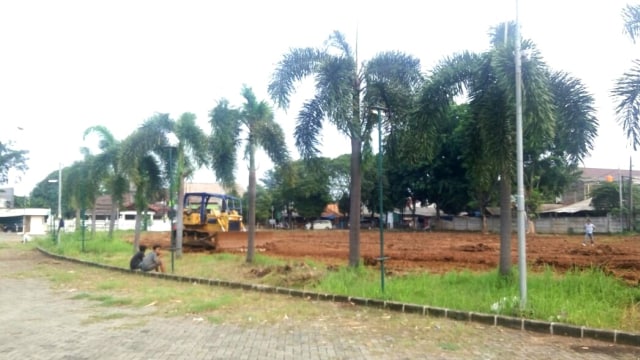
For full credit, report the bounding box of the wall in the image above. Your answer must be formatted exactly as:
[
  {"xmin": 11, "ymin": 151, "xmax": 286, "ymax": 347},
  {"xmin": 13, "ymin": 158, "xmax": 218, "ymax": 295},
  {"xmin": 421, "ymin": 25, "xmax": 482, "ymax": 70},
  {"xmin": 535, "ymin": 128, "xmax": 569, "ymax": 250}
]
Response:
[{"xmin": 436, "ymin": 215, "xmax": 624, "ymax": 234}]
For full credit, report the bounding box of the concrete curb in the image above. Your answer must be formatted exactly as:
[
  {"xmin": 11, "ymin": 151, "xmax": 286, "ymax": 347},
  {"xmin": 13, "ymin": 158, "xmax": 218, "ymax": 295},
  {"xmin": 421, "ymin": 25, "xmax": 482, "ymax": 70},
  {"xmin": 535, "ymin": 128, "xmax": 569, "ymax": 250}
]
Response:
[{"xmin": 37, "ymin": 247, "xmax": 640, "ymax": 347}]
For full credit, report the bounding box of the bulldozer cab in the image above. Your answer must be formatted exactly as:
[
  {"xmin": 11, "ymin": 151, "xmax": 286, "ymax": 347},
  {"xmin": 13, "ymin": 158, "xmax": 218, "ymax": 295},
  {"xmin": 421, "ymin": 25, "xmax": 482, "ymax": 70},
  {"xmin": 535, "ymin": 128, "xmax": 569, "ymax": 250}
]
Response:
[{"xmin": 180, "ymin": 192, "xmax": 245, "ymax": 250}]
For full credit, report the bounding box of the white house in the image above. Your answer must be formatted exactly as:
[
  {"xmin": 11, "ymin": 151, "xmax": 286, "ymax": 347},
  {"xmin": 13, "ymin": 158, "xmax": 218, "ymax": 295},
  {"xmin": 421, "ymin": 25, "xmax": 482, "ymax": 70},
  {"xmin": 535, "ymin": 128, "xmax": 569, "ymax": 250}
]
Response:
[{"xmin": 0, "ymin": 207, "xmax": 51, "ymax": 235}]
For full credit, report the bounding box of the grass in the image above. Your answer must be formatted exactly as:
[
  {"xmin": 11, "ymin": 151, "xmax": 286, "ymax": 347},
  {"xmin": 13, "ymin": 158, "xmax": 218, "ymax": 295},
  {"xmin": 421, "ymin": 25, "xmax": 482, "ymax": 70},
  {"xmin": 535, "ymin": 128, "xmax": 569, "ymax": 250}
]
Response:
[{"xmin": 33, "ymin": 231, "xmax": 640, "ymax": 332}]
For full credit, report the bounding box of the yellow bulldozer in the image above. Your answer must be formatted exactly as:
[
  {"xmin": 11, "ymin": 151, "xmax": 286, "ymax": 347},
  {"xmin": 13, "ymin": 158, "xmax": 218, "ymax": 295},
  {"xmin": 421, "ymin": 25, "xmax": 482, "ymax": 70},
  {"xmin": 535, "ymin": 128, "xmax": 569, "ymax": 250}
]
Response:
[{"xmin": 176, "ymin": 192, "xmax": 245, "ymax": 250}]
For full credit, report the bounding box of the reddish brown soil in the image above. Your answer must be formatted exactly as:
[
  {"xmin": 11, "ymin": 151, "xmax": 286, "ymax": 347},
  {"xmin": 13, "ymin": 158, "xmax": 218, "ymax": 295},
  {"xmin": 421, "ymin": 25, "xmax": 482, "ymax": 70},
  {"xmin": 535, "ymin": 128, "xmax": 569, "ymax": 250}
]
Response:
[{"xmin": 138, "ymin": 230, "xmax": 640, "ymax": 285}]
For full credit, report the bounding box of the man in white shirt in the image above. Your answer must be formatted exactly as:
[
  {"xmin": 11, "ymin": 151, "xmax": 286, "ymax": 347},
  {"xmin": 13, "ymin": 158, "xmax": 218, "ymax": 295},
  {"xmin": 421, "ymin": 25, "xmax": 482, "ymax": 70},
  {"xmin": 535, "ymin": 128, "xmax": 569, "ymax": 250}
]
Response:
[{"xmin": 583, "ymin": 219, "xmax": 595, "ymax": 246}]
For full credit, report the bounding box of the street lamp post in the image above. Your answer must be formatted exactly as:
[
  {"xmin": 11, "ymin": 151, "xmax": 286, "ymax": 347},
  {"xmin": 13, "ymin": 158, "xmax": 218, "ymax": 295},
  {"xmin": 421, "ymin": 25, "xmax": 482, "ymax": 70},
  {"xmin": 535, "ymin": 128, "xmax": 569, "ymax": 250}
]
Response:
[
  {"xmin": 515, "ymin": 0, "xmax": 528, "ymax": 310},
  {"xmin": 47, "ymin": 163, "xmax": 62, "ymax": 245},
  {"xmin": 57, "ymin": 163, "xmax": 62, "ymax": 245},
  {"xmin": 166, "ymin": 133, "xmax": 179, "ymax": 273},
  {"xmin": 168, "ymin": 145, "xmax": 175, "ymax": 273},
  {"xmin": 372, "ymin": 106, "xmax": 387, "ymax": 293}
]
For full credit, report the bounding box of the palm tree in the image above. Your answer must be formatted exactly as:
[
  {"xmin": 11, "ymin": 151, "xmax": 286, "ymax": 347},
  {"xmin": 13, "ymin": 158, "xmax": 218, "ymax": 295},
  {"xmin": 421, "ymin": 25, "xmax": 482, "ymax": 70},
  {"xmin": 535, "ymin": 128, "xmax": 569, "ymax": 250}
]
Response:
[
  {"xmin": 119, "ymin": 113, "xmax": 208, "ymax": 256},
  {"xmin": 63, "ymin": 159, "xmax": 100, "ymax": 232},
  {"xmin": 613, "ymin": 4, "xmax": 640, "ymax": 149},
  {"xmin": 82, "ymin": 126, "xmax": 128, "ymax": 238},
  {"xmin": 209, "ymin": 85, "xmax": 289, "ymax": 263},
  {"xmin": 171, "ymin": 112, "xmax": 209, "ymax": 258},
  {"xmin": 268, "ymin": 31, "xmax": 422, "ymax": 267},
  {"xmin": 119, "ymin": 114, "xmax": 171, "ymax": 252},
  {"xmin": 415, "ymin": 23, "xmax": 558, "ymax": 276}
]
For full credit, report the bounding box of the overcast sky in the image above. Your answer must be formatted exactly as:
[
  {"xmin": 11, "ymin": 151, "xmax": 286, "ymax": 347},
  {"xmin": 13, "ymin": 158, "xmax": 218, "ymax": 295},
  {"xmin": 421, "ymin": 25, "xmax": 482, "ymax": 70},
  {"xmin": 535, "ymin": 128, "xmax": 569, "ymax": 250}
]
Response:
[{"xmin": 1, "ymin": 0, "xmax": 637, "ymax": 196}]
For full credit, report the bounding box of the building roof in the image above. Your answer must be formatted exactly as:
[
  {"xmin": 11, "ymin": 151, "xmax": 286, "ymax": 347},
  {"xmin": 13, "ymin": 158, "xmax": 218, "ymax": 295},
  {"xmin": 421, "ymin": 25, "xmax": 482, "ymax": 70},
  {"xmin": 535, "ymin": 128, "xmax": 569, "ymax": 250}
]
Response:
[
  {"xmin": 320, "ymin": 203, "xmax": 343, "ymax": 219},
  {"xmin": 580, "ymin": 167, "xmax": 640, "ymax": 182},
  {"xmin": 540, "ymin": 198, "xmax": 594, "ymax": 214},
  {"xmin": 184, "ymin": 182, "xmax": 245, "ymax": 195},
  {"xmin": 0, "ymin": 208, "xmax": 50, "ymax": 218}
]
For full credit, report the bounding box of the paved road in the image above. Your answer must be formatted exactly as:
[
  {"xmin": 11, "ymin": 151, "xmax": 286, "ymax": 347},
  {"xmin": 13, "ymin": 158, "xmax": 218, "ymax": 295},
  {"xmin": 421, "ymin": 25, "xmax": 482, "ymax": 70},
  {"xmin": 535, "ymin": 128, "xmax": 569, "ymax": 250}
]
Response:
[{"xmin": 1, "ymin": 236, "xmax": 639, "ymax": 359}]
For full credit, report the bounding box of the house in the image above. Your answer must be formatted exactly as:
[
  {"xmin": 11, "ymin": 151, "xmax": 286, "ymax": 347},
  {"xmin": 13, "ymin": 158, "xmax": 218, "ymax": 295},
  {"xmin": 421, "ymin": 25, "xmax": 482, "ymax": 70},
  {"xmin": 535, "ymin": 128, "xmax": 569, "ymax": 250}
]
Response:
[
  {"xmin": 0, "ymin": 207, "xmax": 51, "ymax": 235},
  {"xmin": 539, "ymin": 197, "xmax": 595, "ymax": 217}
]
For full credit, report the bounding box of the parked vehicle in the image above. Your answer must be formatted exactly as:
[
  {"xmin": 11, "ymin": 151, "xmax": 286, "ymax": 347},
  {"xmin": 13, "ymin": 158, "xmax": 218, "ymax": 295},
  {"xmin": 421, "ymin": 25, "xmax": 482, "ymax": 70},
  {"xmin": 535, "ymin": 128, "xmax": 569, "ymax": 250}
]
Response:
[
  {"xmin": 360, "ymin": 219, "xmax": 378, "ymax": 229},
  {"xmin": 2, "ymin": 223, "xmax": 23, "ymax": 232},
  {"xmin": 311, "ymin": 219, "xmax": 332, "ymax": 230}
]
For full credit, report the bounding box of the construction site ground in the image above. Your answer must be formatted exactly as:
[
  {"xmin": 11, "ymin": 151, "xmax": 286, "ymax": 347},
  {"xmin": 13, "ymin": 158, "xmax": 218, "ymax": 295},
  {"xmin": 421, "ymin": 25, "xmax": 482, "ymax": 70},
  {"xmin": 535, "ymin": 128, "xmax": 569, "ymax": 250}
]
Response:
[{"xmin": 137, "ymin": 229, "xmax": 640, "ymax": 285}]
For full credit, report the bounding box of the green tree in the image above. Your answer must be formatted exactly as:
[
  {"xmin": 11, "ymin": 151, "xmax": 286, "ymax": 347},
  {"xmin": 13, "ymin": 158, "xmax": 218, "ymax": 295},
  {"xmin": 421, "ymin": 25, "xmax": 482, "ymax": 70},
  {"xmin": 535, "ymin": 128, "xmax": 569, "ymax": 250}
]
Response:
[
  {"xmin": 120, "ymin": 114, "xmax": 170, "ymax": 252},
  {"xmin": 209, "ymin": 86, "xmax": 289, "ymax": 263},
  {"xmin": 242, "ymin": 184, "xmax": 273, "ymax": 227},
  {"xmin": 83, "ymin": 126, "xmax": 128, "ymax": 237},
  {"xmin": 272, "ymin": 159, "xmax": 333, "ymax": 219},
  {"xmin": 591, "ymin": 182, "xmax": 620, "ymax": 211},
  {"xmin": 29, "ymin": 170, "xmax": 62, "ymax": 211},
  {"xmin": 416, "ymin": 23, "xmax": 558, "ymax": 276},
  {"xmin": 613, "ymin": 4, "xmax": 640, "ymax": 149},
  {"xmin": 0, "ymin": 140, "xmax": 28, "ymax": 186},
  {"xmin": 269, "ymin": 31, "xmax": 423, "ymax": 267},
  {"xmin": 59, "ymin": 157, "xmax": 103, "ymax": 232}
]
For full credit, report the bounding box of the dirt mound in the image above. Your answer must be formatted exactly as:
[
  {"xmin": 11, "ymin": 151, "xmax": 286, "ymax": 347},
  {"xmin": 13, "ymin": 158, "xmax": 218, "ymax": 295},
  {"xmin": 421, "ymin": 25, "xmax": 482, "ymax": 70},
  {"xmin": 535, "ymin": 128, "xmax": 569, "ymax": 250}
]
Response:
[{"xmin": 133, "ymin": 230, "xmax": 640, "ymax": 284}]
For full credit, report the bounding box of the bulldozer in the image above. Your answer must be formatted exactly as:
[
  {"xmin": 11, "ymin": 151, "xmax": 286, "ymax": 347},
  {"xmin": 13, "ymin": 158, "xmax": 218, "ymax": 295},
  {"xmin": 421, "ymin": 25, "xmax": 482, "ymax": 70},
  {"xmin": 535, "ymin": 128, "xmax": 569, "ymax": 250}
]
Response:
[{"xmin": 176, "ymin": 192, "xmax": 245, "ymax": 250}]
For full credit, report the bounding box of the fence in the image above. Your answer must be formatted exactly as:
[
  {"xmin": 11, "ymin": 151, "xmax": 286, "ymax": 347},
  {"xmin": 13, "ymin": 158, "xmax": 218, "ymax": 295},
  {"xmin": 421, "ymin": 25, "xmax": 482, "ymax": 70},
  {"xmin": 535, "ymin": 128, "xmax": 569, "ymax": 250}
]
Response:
[{"xmin": 435, "ymin": 214, "xmax": 625, "ymax": 234}]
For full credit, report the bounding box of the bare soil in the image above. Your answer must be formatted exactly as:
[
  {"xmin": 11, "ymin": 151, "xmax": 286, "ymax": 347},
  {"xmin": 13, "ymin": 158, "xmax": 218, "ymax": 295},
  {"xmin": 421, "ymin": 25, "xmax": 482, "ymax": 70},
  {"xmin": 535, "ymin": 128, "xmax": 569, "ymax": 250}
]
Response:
[{"xmin": 137, "ymin": 230, "xmax": 640, "ymax": 285}]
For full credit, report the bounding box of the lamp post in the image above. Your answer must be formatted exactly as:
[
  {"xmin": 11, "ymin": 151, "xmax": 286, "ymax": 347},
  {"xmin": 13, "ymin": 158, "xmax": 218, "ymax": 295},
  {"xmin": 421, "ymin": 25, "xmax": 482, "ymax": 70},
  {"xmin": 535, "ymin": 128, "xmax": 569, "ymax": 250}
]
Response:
[
  {"xmin": 166, "ymin": 133, "xmax": 179, "ymax": 273},
  {"xmin": 271, "ymin": 205, "xmax": 274, "ymax": 228},
  {"xmin": 47, "ymin": 163, "xmax": 62, "ymax": 245},
  {"xmin": 515, "ymin": 0, "xmax": 528, "ymax": 309},
  {"xmin": 57, "ymin": 163, "xmax": 62, "ymax": 244},
  {"xmin": 371, "ymin": 106, "xmax": 387, "ymax": 293}
]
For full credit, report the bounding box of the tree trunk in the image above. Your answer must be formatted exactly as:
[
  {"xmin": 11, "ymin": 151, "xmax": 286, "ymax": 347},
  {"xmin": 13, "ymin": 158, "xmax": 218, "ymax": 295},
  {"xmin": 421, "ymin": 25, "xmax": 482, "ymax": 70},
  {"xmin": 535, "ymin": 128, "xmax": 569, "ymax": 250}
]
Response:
[
  {"xmin": 108, "ymin": 197, "xmax": 117, "ymax": 238},
  {"xmin": 133, "ymin": 210, "xmax": 142, "ymax": 253},
  {"xmin": 348, "ymin": 136, "xmax": 362, "ymax": 267},
  {"xmin": 91, "ymin": 205, "xmax": 97, "ymax": 234},
  {"xmin": 499, "ymin": 172, "xmax": 512, "ymax": 276},
  {"xmin": 246, "ymin": 139, "xmax": 257, "ymax": 263}
]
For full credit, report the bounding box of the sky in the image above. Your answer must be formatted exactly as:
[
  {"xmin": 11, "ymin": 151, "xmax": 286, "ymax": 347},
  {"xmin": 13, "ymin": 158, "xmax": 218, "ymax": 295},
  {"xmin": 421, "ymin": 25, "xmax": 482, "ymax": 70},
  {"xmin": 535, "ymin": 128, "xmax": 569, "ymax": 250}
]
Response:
[{"xmin": 0, "ymin": 0, "xmax": 638, "ymax": 196}]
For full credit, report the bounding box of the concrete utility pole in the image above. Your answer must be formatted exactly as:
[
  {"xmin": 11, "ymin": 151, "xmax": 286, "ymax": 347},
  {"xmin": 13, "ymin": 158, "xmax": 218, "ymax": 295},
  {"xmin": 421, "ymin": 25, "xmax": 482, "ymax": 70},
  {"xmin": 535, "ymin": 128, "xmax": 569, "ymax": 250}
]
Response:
[{"xmin": 514, "ymin": 0, "xmax": 528, "ymax": 309}]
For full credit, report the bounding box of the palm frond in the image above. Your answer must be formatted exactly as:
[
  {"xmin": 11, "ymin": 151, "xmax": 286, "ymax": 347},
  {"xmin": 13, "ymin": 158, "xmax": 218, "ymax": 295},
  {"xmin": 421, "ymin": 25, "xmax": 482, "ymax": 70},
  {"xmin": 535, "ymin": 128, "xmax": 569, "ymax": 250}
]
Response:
[
  {"xmin": 623, "ymin": 4, "xmax": 640, "ymax": 43},
  {"xmin": 268, "ymin": 48, "xmax": 326, "ymax": 108},
  {"xmin": 316, "ymin": 55, "xmax": 356, "ymax": 127},
  {"xmin": 612, "ymin": 59, "xmax": 640, "ymax": 150},
  {"xmin": 209, "ymin": 100, "xmax": 242, "ymax": 188},
  {"xmin": 83, "ymin": 125, "xmax": 117, "ymax": 151},
  {"xmin": 549, "ymin": 71, "xmax": 598, "ymax": 163},
  {"xmin": 325, "ymin": 30, "xmax": 352, "ymax": 57},
  {"xmin": 295, "ymin": 98, "xmax": 324, "ymax": 159},
  {"xmin": 255, "ymin": 121, "xmax": 290, "ymax": 166},
  {"xmin": 175, "ymin": 112, "xmax": 209, "ymax": 169}
]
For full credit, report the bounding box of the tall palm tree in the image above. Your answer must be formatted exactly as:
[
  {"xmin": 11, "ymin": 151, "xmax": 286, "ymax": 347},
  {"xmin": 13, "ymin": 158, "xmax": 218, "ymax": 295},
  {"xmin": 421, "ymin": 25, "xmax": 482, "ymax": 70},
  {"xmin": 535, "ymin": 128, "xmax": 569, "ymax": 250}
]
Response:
[
  {"xmin": 613, "ymin": 4, "xmax": 640, "ymax": 149},
  {"xmin": 171, "ymin": 112, "xmax": 209, "ymax": 257},
  {"xmin": 209, "ymin": 86, "xmax": 289, "ymax": 263},
  {"xmin": 119, "ymin": 114, "xmax": 171, "ymax": 252},
  {"xmin": 268, "ymin": 31, "xmax": 422, "ymax": 267},
  {"xmin": 416, "ymin": 23, "xmax": 558, "ymax": 276},
  {"xmin": 82, "ymin": 126, "xmax": 128, "ymax": 238},
  {"xmin": 119, "ymin": 113, "xmax": 208, "ymax": 256},
  {"xmin": 63, "ymin": 159, "xmax": 100, "ymax": 232}
]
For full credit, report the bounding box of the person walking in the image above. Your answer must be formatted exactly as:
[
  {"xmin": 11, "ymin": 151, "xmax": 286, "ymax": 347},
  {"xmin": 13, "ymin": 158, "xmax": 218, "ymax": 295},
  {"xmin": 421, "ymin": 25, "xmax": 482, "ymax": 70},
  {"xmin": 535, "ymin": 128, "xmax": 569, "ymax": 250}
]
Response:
[{"xmin": 583, "ymin": 219, "xmax": 595, "ymax": 246}]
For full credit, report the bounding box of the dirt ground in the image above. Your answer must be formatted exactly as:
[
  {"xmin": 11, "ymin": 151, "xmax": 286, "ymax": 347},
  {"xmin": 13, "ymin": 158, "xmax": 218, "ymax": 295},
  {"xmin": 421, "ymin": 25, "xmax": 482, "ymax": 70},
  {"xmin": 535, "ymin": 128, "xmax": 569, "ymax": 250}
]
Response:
[{"xmin": 137, "ymin": 230, "xmax": 640, "ymax": 285}]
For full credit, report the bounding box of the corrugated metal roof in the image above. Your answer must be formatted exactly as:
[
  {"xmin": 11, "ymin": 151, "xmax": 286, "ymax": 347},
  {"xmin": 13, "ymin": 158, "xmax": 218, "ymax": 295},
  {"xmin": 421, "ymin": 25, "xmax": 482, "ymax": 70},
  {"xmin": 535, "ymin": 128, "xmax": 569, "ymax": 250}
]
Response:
[
  {"xmin": 0, "ymin": 208, "xmax": 50, "ymax": 218},
  {"xmin": 540, "ymin": 198, "xmax": 594, "ymax": 214}
]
